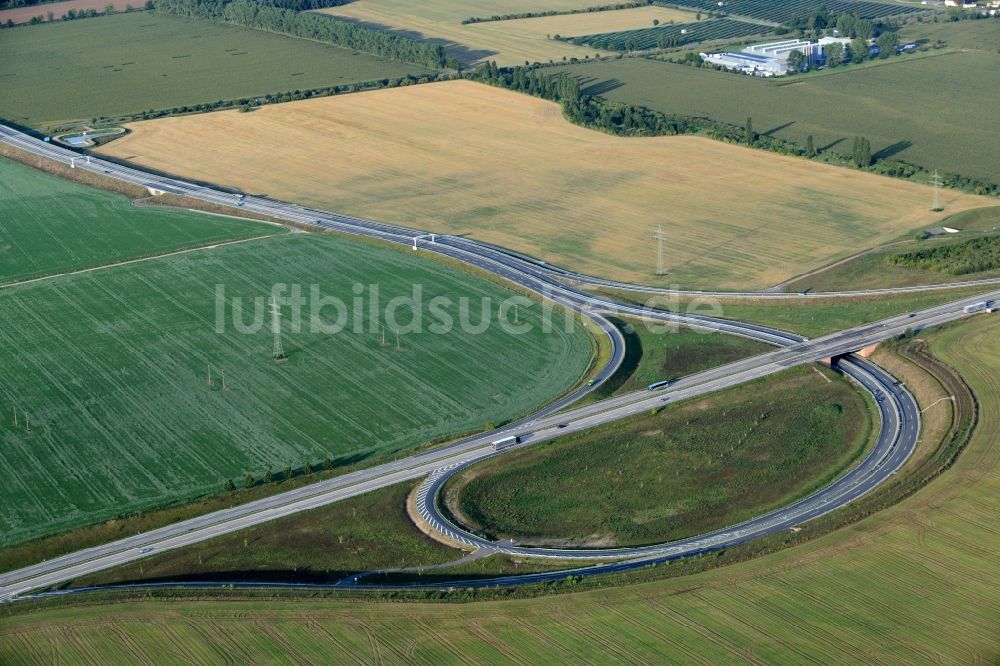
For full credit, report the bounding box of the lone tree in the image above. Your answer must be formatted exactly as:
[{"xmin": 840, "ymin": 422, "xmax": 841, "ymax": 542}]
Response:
[
  {"xmin": 806, "ymin": 134, "xmax": 816, "ymax": 157},
  {"xmin": 824, "ymin": 42, "xmax": 843, "ymax": 67},
  {"xmin": 876, "ymin": 31, "xmax": 899, "ymax": 58},
  {"xmin": 284, "ymin": 465, "xmax": 294, "ymax": 482},
  {"xmin": 852, "ymin": 136, "xmax": 872, "ymax": 168},
  {"xmin": 243, "ymin": 473, "xmax": 255, "ymax": 489},
  {"xmin": 223, "ymin": 479, "xmax": 236, "ymax": 493},
  {"xmin": 264, "ymin": 469, "xmax": 274, "ymax": 484},
  {"xmin": 787, "ymin": 49, "xmax": 807, "ymax": 72},
  {"xmin": 744, "ymin": 116, "xmax": 756, "ymax": 144}
]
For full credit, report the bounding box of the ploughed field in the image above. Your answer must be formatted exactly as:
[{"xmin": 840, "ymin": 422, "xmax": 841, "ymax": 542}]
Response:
[
  {"xmin": 0, "ymin": 232, "xmax": 594, "ymax": 546},
  {"xmin": 97, "ymin": 80, "xmax": 989, "ymax": 290},
  {"xmin": 0, "ymin": 12, "xmax": 428, "ymax": 126},
  {"xmin": 444, "ymin": 365, "xmax": 872, "ymax": 547}
]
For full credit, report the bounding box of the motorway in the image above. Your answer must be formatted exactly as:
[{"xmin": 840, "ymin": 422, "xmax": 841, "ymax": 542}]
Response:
[{"xmin": 0, "ymin": 125, "xmax": 996, "ymax": 601}]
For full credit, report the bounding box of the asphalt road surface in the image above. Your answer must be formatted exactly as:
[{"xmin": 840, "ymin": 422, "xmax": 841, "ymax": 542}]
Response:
[{"xmin": 0, "ymin": 125, "xmax": 995, "ymax": 601}]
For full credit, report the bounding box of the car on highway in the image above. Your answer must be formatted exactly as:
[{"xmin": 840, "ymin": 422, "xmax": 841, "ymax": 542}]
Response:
[{"xmin": 138, "ymin": 546, "xmax": 154, "ymax": 554}]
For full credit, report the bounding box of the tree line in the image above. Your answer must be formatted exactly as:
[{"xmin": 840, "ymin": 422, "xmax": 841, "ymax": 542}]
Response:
[
  {"xmin": 462, "ymin": 1, "xmax": 649, "ymax": 25},
  {"xmin": 471, "ymin": 61, "xmax": 997, "ymax": 196},
  {"xmin": 152, "ymin": 0, "xmax": 453, "ymax": 69}
]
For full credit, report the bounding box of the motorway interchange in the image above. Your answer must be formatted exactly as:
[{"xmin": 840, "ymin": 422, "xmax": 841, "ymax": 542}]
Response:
[{"xmin": 1, "ymin": 124, "xmax": 998, "ymax": 601}]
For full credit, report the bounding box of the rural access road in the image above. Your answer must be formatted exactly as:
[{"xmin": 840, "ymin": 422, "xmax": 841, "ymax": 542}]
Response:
[{"xmin": 0, "ymin": 125, "xmax": 994, "ymax": 599}]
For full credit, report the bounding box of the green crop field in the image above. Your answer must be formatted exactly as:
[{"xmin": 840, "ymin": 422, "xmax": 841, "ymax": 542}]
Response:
[
  {"xmin": 0, "ymin": 12, "xmax": 428, "ymax": 126},
  {"xmin": 3, "ymin": 315, "xmax": 997, "ymax": 663},
  {"xmin": 446, "ymin": 365, "xmax": 871, "ymax": 547},
  {"xmin": 0, "ymin": 233, "xmax": 593, "ymax": 546},
  {"xmin": 0, "ymin": 157, "xmax": 279, "ymax": 284},
  {"xmin": 553, "ymin": 42, "xmax": 1000, "ymax": 181}
]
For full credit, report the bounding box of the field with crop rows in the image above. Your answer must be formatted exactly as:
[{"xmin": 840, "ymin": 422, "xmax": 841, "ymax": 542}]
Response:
[
  {"xmin": 447, "ymin": 366, "xmax": 871, "ymax": 547},
  {"xmin": 555, "ymin": 48, "xmax": 1000, "ymax": 181},
  {"xmin": 575, "ymin": 17, "xmax": 768, "ymax": 50},
  {"xmin": 664, "ymin": 0, "xmax": 921, "ymax": 22},
  {"xmin": 0, "ymin": 233, "xmax": 593, "ymax": 546},
  {"xmin": 319, "ymin": 0, "xmax": 613, "ymax": 65},
  {"xmin": 4, "ymin": 315, "xmax": 997, "ymax": 662},
  {"xmin": 0, "ymin": 12, "xmax": 428, "ymax": 126},
  {"xmin": 97, "ymin": 80, "xmax": 990, "ymax": 290},
  {"xmin": 0, "ymin": 0, "xmax": 134, "ymax": 25},
  {"xmin": 0, "ymin": 157, "xmax": 277, "ymax": 285}
]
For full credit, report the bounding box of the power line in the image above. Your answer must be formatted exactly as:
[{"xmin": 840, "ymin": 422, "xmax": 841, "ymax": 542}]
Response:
[
  {"xmin": 270, "ymin": 297, "xmax": 287, "ymax": 361},
  {"xmin": 931, "ymin": 170, "xmax": 942, "ymax": 212},
  {"xmin": 653, "ymin": 225, "xmax": 667, "ymax": 276}
]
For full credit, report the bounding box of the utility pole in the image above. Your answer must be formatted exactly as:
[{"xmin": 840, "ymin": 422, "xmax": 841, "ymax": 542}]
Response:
[
  {"xmin": 653, "ymin": 225, "xmax": 667, "ymax": 276},
  {"xmin": 931, "ymin": 170, "xmax": 942, "ymax": 212},
  {"xmin": 270, "ymin": 297, "xmax": 287, "ymax": 361}
]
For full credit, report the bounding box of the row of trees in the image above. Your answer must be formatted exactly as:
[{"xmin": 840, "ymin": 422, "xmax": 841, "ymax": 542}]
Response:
[
  {"xmin": 462, "ymin": 0, "xmax": 648, "ymax": 25},
  {"xmin": 889, "ymin": 236, "xmax": 1000, "ymax": 276},
  {"xmin": 152, "ymin": 0, "xmax": 452, "ymax": 68},
  {"xmin": 474, "ymin": 60, "xmax": 997, "ymax": 195},
  {"xmin": 223, "ymin": 457, "xmax": 336, "ymax": 492}
]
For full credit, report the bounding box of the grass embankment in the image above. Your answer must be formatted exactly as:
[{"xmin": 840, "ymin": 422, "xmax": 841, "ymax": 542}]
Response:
[
  {"xmin": 581, "ymin": 316, "xmax": 772, "ymax": 402},
  {"xmin": 445, "ymin": 365, "xmax": 872, "ymax": 547},
  {"xmin": 67, "ymin": 482, "xmax": 460, "ymax": 588},
  {"xmin": 0, "ymin": 157, "xmax": 279, "ymax": 285},
  {"xmin": 552, "ymin": 21, "xmax": 1000, "ymax": 181},
  {"xmin": 95, "ymin": 80, "xmax": 989, "ymax": 290},
  {"xmin": 0, "ymin": 232, "xmax": 593, "ymax": 547},
  {"xmin": 786, "ymin": 206, "xmax": 1000, "ymax": 291},
  {"xmin": 4, "ymin": 315, "xmax": 996, "ymax": 663},
  {"xmin": 0, "ymin": 12, "xmax": 428, "ymax": 126},
  {"xmin": 599, "ymin": 286, "xmax": 998, "ymax": 338}
]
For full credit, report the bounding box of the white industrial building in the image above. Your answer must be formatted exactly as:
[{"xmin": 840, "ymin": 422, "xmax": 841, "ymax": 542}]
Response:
[{"xmin": 702, "ymin": 36, "xmax": 850, "ymax": 76}]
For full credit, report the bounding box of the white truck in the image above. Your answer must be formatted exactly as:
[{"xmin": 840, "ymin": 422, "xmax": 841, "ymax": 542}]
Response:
[
  {"xmin": 964, "ymin": 300, "xmax": 995, "ymax": 315},
  {"xmin": 492, "ymin": 435, "xmax": 520, "ymax": 451}
]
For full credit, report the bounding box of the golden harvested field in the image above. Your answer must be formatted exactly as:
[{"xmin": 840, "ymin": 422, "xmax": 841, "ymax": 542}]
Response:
[
  {"xmin": 97, "ymin": 80, "xmax": 988, "ymax": 290},
  {"xmin": 314, "ymin": 0, "xmax": 681, "ymax": 65}
]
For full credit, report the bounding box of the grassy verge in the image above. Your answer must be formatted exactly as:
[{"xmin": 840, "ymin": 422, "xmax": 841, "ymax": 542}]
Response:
[
  {"xmin": 596, "ymin": 286, "xmax": 998, "ymax": 338},
  {"xmin": 65, "ymin": 482, "xmax": 461, "ymax": 588},
  {"xmin": 444, "ymin": 365, "xmax": 873, "ymax": 547},
  {"xmin": 579, "ymin": 316, "xmax": 773, "ymax": 403}
]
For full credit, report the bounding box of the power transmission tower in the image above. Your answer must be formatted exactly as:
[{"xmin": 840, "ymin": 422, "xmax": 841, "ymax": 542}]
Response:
[
  {"xmin": 931, "ymin": 170, "xmax": 942, "ymax": 211},
  {"xmin": 653, "ymin": 225, "xmax": 667, "ymax": 276},
  {"xmin": 270, "ymin": 297, "xmax": 287, "ymax": 361}
]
